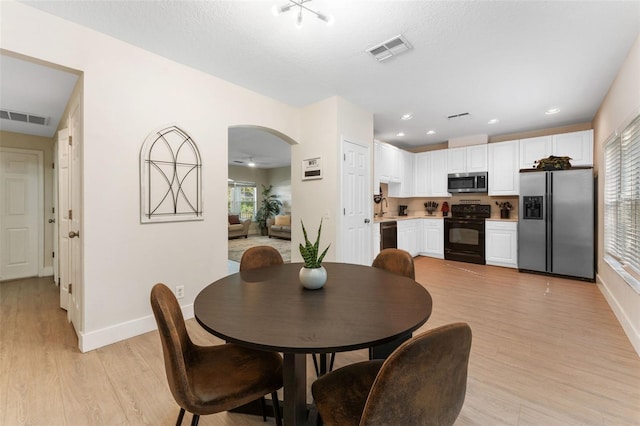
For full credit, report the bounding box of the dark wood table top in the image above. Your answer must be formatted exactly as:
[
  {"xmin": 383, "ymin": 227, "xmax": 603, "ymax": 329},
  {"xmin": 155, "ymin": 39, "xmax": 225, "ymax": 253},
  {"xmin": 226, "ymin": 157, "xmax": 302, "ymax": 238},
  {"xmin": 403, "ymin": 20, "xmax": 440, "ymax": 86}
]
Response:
[{"xmin": 194, "ymin": 262, "xmax": 432, "ymax": 354}]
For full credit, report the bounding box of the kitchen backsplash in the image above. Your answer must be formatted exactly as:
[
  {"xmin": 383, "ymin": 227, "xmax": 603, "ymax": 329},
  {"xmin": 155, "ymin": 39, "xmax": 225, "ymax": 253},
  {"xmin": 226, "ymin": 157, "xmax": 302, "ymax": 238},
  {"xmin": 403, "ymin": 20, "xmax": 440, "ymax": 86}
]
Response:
[{"xmin": 378, "ymin": 183, "xmax": 519, "ymax": 219}]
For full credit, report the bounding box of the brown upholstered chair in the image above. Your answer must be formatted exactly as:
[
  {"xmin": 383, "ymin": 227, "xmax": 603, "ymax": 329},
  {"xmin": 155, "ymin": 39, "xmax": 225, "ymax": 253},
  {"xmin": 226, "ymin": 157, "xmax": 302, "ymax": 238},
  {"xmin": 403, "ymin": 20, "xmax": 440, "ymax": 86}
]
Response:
[
  {"xmin": 369, "ymin": 248, "xmax": 416, "ymax": 359},
  {"xmin": 239, "ymin": 245, "xmax": 284, "ymax": 271},
  {"xmin": 150, "ymin": 283, "xmax": 283, "ymax": 426},
  {"xmin": 312, "ymin": 323, "xmax": 472, "ymax": 426},
  {"xmin": 372, "ymin": 248, "xmax": 415, "ymax": 279}
]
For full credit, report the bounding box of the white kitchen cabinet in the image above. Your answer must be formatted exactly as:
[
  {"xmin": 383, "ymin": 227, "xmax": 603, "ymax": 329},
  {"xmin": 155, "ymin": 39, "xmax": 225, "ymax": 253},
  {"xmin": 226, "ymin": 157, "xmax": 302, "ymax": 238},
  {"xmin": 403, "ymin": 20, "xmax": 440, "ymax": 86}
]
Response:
[
  {"xmin": 519, "ymin": 135, "xmax": 552, "ymax": 169},
  {"xmin": 447, "ymin": 145, "xmax": 488, "ymax": 174},
  {"xmin": 415, "ymin": 150, "xmax": 450, "ymax": 197},
  {"xmin": 419, "ymin": 218, "xmax": 444, "ymax": 259},
  {"xmin": 430, "ymin": 149, "xmax": 450, "ymax": 196},
  {"xmin": 519, "ymin": 130, "xmax": 593, "ymax": 169},
  {"xmin": 485, "ymin": 220, "xmax": 518, "ymax": 268},
  {"xmin": 552, "ymin": 130, "xmax": 593, "ymax": 166},
  {"xmin": 389, "ymin": 149, "xmax": 414, "ymax": 198},
  {"xmin": 488, "ymin": 140, "xmax": 520, "ymax": 195},
  {"xmin": 374, "ymin": 141, "xmax": 402, "ymax": 189},
  {"xmin": 397, "ymin": 219, "xmax": 419, "ymax": 257}
]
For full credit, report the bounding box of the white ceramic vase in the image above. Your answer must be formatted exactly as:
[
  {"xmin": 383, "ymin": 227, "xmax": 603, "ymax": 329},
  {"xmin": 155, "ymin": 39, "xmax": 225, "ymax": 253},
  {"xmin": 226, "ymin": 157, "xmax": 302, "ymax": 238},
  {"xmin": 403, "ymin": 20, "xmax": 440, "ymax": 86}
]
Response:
[{"xmin": 299, "ymin": 266, "xmax": 327, "ymax": 290}]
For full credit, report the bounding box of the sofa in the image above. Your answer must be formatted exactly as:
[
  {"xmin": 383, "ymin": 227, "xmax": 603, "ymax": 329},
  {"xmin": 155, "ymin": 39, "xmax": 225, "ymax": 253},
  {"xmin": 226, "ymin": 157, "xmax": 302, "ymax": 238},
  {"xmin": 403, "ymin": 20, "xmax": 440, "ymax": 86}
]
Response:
[
  {"xmin": 228, "ymin": 214, "xmax": 251, "ymax": 239},
  {"xmin": 267, "ymin": 215, "xmax": 291, "ymax": 240}
]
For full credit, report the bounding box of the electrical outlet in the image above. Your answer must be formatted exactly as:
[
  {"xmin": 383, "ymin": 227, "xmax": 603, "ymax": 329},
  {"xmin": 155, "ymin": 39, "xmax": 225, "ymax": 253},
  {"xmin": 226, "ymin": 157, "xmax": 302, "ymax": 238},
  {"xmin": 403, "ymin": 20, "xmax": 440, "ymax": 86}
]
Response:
[{"xmin": 175, "ymin": 285, "xmax": 185, "ymax": 299}]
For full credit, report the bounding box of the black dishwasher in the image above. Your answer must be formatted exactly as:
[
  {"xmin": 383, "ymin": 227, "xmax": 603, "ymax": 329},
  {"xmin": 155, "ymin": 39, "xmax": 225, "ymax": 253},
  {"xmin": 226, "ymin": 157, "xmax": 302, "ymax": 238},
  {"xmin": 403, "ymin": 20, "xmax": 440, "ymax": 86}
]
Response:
[{"xmin": 380, "ymin": 221, "xmax": 397, "ymax": 250}]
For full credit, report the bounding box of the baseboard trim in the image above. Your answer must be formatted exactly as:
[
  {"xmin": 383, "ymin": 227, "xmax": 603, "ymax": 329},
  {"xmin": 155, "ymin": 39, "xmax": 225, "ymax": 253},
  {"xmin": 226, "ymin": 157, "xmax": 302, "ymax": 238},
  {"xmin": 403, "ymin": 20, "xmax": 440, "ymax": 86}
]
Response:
[
  {"xmin": 596, "ymin": 273, "xmax": 640, "ymax": 357},
  {"xmin": 79, "ymin": 303, "xmax": 195, "ymax": 353}
]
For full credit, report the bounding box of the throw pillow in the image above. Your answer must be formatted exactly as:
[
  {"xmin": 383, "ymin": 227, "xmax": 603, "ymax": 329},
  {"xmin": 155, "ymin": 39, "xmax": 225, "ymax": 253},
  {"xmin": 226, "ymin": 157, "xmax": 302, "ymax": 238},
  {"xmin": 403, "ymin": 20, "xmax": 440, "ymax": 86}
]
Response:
[
  {"xmin": 228, "ymin": 214, "xmax": 241, "ymax": 225},
  {"xmin": 275, "ymin": 215, "xmax": 291, "ymax": 226}
]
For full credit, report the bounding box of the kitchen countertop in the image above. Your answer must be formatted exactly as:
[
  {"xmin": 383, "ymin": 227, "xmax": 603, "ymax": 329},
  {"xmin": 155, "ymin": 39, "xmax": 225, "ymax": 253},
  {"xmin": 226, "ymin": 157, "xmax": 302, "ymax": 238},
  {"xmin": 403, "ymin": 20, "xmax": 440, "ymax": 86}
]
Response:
[{"xmin": 373, "ymin": 215, "xmax": 518, "ymax": 223}]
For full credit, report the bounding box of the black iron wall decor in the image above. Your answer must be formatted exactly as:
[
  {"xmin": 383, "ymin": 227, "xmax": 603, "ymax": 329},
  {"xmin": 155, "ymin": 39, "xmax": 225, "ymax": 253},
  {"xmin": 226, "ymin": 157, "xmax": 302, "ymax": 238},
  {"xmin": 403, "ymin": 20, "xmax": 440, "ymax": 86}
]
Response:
[{"xmin": 140, "ymin": 125, "xmax": 203, "ymax": 223}]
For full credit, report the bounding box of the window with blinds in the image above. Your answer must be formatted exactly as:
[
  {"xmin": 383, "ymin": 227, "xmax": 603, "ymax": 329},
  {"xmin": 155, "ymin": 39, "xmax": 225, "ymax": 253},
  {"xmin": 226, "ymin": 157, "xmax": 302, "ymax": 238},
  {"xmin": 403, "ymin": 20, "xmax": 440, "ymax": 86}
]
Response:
[{"xmin": 604, "ymin": 113, "xmax": 640, "ymax": 290}]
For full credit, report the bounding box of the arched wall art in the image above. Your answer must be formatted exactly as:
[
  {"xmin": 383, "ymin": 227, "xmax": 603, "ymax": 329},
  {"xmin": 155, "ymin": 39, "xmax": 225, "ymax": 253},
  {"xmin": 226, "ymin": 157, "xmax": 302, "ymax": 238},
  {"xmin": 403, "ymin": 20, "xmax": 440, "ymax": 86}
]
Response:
[{"xmin": 140, "ymin": 125, "xmax": 203, "ymax": 223}]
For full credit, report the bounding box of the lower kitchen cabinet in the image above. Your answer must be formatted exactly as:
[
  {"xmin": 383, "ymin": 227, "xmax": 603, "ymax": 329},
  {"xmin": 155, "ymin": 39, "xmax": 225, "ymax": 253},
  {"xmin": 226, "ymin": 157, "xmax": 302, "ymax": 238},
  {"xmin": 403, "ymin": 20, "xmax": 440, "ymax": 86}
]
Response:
[
  {"xmin": 397, "ymin": 219, "xmax": 420, "ymax": 257},
  {"xmin": 485, "ymin": 220, "xmax": 518, "ymax": 268},
  {"xmin": 419, "ymin": 218, "xmax": 444, "ymax": 259}
]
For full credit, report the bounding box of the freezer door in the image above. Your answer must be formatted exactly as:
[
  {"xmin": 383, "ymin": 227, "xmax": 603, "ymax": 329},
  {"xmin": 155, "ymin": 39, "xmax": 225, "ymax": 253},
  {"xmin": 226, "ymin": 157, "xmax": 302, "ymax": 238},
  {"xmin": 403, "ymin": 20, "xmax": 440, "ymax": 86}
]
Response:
[
  {"xmin": 518, "ymin": 172, "xmax": 548, "ymax": 272},
  {"xmin": 550, "ymin": 169, "xmax": 594, "ymax": 279}
]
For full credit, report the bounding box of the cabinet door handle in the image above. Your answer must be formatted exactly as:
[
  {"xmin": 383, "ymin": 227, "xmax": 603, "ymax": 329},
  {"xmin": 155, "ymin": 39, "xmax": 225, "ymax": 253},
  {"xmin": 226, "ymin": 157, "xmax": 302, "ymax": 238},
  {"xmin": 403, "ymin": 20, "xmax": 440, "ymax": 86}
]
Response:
[
  {"xmin": 69, "ymin": 231, "xmax": 80, "ymax": 239},
  {"xmin": 364, "ymin": 218, "xmax": 371, "ymax": 224}
]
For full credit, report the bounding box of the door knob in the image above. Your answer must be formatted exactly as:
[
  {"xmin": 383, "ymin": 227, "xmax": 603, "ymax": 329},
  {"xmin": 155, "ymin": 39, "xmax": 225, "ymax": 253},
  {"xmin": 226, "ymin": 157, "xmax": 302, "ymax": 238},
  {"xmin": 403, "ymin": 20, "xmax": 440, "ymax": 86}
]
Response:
[
  {"xmin": 48, "ymin": 218, "xmax": 56, "ymax": 223},
  {"xmin": 364, "ymin": 218, "xmax": 371, "ymax": 224},
  {"xmin": 69, "ymin": 231, "xmax": 80, "ymax": 238}
]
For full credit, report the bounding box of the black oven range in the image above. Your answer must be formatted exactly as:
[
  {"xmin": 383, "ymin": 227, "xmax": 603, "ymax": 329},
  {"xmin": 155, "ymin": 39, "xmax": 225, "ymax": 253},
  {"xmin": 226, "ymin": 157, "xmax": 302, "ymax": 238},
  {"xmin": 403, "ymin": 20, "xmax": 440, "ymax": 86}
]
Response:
[{"xmin": 444, "ymin": 204, "xmax": 491, "ymax": 265}]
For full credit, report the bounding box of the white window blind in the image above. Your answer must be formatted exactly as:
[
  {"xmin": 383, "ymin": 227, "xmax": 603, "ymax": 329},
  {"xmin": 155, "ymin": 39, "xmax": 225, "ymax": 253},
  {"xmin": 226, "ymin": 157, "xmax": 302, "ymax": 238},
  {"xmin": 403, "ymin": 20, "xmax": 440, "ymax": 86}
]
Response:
[{"xmin": 604, "ymin": 114, "xmax": 640, "ymax": 286}]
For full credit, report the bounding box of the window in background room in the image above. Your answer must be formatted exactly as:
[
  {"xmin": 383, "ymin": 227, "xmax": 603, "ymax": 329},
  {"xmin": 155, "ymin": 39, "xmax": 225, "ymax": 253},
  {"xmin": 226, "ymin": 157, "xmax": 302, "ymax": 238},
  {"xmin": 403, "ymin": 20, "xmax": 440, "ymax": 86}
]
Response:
[
  {"xmin": 604, "ymin": 113, "xmax": 640, "ymax": 291},
  {"xmin": 228, "ymin": 181, "xmax": 257, "ymax": 221}
]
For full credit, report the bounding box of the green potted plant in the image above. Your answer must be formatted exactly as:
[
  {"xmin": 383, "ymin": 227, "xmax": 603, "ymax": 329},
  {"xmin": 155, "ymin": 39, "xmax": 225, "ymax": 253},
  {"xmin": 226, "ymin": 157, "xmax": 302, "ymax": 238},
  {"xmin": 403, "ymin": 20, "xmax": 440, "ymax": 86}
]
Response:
[
  {"xmin": 255, "ymin": 184, "xmax": 283, "ymax": 236},
  {"xmin": 298, "ymin": 219, "xmax": 330, "ymax": 289}
]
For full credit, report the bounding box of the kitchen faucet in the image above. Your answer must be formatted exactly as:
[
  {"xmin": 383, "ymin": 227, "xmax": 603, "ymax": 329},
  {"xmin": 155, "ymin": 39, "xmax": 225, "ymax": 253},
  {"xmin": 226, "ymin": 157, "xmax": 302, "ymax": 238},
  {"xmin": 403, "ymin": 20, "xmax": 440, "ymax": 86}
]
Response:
[{"xmin": 379, "ymin": 197, "xmax": 388, "ymax": 217}]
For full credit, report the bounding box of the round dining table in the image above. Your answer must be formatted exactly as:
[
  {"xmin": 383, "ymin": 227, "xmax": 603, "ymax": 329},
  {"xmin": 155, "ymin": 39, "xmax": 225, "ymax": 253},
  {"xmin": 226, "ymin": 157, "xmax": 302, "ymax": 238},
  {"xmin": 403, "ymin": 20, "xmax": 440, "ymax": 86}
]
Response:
[{"xmin": 194, "ymin": 262, "xmax": 432, "ymax": 425}]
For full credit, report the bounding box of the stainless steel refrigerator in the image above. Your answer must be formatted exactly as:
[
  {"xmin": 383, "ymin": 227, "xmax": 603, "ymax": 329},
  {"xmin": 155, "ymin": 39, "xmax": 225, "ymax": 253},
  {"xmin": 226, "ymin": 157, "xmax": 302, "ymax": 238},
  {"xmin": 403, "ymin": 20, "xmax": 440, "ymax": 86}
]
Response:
[{"xmin": 518, "ymin": 168, "xmax": 594, "ymax": 281}]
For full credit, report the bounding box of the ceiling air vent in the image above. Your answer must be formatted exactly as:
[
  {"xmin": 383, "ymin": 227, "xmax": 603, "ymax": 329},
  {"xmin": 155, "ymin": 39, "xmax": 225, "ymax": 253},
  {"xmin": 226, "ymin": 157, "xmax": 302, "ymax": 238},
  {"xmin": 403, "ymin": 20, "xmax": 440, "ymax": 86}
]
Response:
[
  {"xmin": 232, "ymin": 160, "xmax": 244, "ymax": 164},
  {"xmin": 366, "ymin": 35, "xmax": 412, "ymax": 62},
  {"xmin": 447, "ymin": 112, "xmax": 470, "ymax": 120},
  {"xmin": 0, "ymin": 109, "xmax": 49, "ymax": 126}
]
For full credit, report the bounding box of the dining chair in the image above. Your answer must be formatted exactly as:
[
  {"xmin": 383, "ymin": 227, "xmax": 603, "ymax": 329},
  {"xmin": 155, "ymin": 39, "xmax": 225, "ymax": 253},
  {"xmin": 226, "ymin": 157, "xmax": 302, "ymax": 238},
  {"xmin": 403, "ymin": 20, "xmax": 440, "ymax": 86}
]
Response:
[
  {"xmin": 150, "ymin": 283, "xmax": 283, "ymax": 426},
  {"xmin": 311, "ymin": 322, "xmax": 472, "ymax": 426},
  {"xmin": 240, "ymin": 245, "xmax": 284, "ymax": 271},
  {"xmin": 369, "ymin": 248, "xmax": 416, "ymax": 359},
  {"xmin": 372, "ymin": 248, "xmax": 415, "ymax": 279}
]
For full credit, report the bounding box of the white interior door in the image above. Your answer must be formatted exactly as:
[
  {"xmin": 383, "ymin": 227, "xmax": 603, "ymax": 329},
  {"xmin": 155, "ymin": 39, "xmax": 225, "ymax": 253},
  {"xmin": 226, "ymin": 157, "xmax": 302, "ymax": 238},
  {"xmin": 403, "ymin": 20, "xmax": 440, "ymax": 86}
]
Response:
[
  {"xmin": 341, "ymin": 139, "xmax": 371, "ymax": 265},
  {"xmin": 0, "ymin": 149, "xmax": 42, "ymax": 281},
  {"xmin": 57, "ymin": 129, "xmax": 70, "ymax": 310},
  {"xmin": 67, "ymin": 101, "xmax": 82, "ymax": 329},
  {"xmin": 52, "ymin": 140, "xmax": 59, "ymax": 284}
]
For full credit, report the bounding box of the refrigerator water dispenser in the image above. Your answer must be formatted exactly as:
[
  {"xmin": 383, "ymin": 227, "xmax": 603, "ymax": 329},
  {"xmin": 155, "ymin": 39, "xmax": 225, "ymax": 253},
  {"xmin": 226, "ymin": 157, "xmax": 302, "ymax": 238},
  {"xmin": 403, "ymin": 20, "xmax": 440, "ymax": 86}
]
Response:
[{"xmin": 523, "ymin": 196, "xmax": 543, "ymax": 220}]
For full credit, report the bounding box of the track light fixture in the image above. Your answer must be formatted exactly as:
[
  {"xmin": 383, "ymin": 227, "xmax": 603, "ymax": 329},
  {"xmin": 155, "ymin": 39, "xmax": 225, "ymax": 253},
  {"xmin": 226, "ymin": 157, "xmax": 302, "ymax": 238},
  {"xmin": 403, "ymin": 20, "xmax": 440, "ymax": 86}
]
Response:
[{"xmin": 272, "ymin": 0, "xmax": 334, "ymax": 28}]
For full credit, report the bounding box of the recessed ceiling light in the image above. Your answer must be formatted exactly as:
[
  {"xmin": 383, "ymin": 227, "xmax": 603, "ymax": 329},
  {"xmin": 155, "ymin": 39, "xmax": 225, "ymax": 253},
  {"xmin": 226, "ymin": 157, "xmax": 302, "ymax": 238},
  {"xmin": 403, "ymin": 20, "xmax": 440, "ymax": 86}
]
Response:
[
  {"xmin": 488, "ymin": 118, "xmax": 499, "ymax": 124},
  {"xmin": 248, "ymin": 157, "xmax": 256, "ymax": 167},
  {"xmin": 545, "ymin": 108, "xmax": 560, "ymax": 115},
  {"xmin": 426, "ymin": 130, "xmax": 436, "ymax": 135},
  {"xmin": 401, "ymin": 114, "xmax": 413, "ymax": 120},
  {"xmin": 396, "ymin": 132, "xmax": 405, "ymax": 137}
]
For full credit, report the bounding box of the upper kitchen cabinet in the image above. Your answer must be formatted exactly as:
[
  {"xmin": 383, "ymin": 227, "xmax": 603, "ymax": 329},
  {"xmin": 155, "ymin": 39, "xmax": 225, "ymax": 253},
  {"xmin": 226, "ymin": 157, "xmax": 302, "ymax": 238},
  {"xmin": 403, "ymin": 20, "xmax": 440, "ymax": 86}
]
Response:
[
  {"xmin": 519, "ymin": 130, "xmax": 593, "ymax": 169},
  {"xmin": 390, "ymin": 149, "xmax": 414, "ymax": 198},
  {"xmin": 552, "ymin": 130, "xmax": 593, "ymax": 166},
  {"xmin": 415, "ymin": 149, "xmax": 450, "ymax": 197},
  {"xmin": 374, "ymin": 141, "xmax": 402, "ymax": 194},
  {"xmin": 488, "ymin": 140, "xmax": 520, "ymax": 195},
  {"xmin": 447, "ymin": 145, "xmax": 488, "ymax": 174},
  {"xmin": 519, "ymin": 135, "xmax": 552, "ymax": 169}
]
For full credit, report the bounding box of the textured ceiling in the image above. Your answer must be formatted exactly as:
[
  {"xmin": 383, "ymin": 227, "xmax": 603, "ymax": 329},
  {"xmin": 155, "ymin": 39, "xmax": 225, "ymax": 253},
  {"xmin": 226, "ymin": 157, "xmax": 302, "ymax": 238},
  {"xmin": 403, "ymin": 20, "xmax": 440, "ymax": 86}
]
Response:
[{"xmin": 4, "ymin": 0, "xmax": 640, "ymax": 167}]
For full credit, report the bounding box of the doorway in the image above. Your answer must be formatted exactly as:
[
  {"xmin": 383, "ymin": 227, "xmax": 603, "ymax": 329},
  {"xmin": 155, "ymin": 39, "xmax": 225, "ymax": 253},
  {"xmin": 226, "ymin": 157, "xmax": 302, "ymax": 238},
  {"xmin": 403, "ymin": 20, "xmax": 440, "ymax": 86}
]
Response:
[{"xmin": 0, "ymin": 148, "xmax": 44, "ymax": 281}]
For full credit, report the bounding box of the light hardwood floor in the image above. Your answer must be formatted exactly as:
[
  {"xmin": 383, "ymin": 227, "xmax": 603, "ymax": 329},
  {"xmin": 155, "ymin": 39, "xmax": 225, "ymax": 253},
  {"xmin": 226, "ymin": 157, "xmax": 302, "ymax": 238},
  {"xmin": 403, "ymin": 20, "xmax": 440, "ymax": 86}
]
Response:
[{"xmin": 1, "ymin": 257, "xmax": 639, "ymax": 425}]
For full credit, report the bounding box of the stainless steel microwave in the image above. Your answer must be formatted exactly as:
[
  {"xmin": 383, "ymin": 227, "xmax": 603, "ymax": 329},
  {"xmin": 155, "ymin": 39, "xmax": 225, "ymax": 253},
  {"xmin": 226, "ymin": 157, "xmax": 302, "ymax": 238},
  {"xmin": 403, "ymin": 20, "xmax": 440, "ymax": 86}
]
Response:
[{"xmin": 447, "ymin": 172, "xmax": 488, "ymax": 193}]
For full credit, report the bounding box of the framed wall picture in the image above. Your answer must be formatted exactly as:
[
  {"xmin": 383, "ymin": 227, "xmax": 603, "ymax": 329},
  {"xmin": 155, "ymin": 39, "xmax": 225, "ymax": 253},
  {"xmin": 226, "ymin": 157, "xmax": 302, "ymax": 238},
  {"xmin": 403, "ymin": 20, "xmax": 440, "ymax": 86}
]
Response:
[{"xmin": 302, "ymin": 157, "xmax": 322, "ymax": 180}]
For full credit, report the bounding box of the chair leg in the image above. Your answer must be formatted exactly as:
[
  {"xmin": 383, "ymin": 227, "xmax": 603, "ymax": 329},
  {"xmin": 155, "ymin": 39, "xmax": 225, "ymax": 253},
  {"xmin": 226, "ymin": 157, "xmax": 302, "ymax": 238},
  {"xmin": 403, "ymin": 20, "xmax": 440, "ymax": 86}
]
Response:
[
  {"xmin": 271, "ymin": 391, "xmax": 282, "ymax": 426},
  {"xmin": 191, "ymin": 414, "xmax": 199, "ymax": 426},
  {"xmin": 260, "ymin": 396, "xmax": 267, "ymax": 421},
  {"xmin": 176, "ymin": 408, "xmax": 185, "ymax": 426},
  {"xmin": 329, "ymin": 352, "xmax": 336, "ymax": 372},
  {"xmin": 312, "ymin": 353, "xmax": 320, "ymax": 377}
]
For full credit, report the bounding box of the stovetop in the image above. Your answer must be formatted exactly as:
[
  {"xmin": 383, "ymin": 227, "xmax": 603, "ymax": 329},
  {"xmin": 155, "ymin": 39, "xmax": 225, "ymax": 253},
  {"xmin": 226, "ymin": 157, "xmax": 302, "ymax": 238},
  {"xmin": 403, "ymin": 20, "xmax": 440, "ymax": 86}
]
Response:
[{"xmin": 450, "ymin": 204, "xmax": 491, "ymax": 219}]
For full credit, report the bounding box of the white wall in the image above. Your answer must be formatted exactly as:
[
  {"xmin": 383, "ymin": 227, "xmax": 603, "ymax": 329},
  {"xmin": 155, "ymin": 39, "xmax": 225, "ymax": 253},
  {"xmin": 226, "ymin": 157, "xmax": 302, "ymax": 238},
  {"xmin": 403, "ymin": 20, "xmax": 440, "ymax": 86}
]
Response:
[
  {"xmin": 291, "ymin": 96, "xmax": 374, "ymax": 263},
  {"xmin": 592, "ymin": 35, "xmax": 640, "ymax": 355},
  {"xmin": 1, "ymin": 1, "xmax": 303, "ymax": 351}
]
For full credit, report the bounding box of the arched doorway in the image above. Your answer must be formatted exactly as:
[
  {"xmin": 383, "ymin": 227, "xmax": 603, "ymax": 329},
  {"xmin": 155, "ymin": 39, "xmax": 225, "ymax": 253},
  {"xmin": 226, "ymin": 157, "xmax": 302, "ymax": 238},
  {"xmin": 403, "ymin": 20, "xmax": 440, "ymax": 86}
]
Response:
[{"xmin": 227, "ymin": 125, "xmax": 296, "ymax": 271}]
